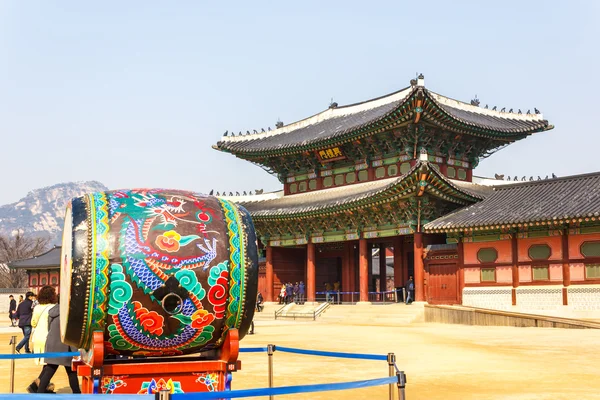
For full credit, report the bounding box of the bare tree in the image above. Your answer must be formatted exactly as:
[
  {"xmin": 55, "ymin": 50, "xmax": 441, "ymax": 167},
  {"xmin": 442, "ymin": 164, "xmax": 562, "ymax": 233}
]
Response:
[{"xmin": 0, "ymin": 230, "xmax": 51, "ymax": 288}]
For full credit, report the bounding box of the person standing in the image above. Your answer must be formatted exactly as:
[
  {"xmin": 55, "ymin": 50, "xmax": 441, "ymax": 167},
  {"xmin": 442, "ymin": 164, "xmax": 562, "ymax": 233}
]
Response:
[
  {"xmin": 14, "ymin": 291, "xmax": 34, "ymax": 353},
  {"xmin": 293, "ymin": 282, "xmax": 299, "ymax": 304},
  {"xmin": 8, "ymin": 295, "xmax": 17, "ymax": 327},
  {"xmin": 298, "ymin": 281, "xmax": 305, "ymax": 305},
  {"xmin": 37, "ymin": 302, "xmax": 81, "ymax": 393},
  {"xmin": 333, "ymin": 281, "xmax": 341, "ymax": 304},
  {"xmin": 405, "ymin": 276, "xmax": 415, "ymax": 305},
  {"xmin": 285, "ymin": 282, "xmax": 293, "ymax": 304},
  {"xmin": 279, "ymin": 284, "xmax": 286, "ymax": 305},
  {"xmin": 31, "ymin": 294, "xmax": 39, "ymax": 309}
]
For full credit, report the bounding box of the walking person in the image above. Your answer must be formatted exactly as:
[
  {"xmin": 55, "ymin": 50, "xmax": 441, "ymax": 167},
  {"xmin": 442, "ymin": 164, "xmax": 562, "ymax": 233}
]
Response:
[
  {"xmin": 14, "ymin": 291, "xmax": 34, "ymax": 353},
  {"xmin": 256, "ymin": 292, "xmax": 264, "ymax": 312},
  {"xmin": 37, "ymin": 299, "xmax": 81, "ymax": 393},
  {"xmin": 31, "ymin": 286, "xmax": 57, "ymax": 363},
  {"xmin": 405, "ymin": 276, "xmax": 415, "ymax": 305},
  {"xmin": 27, "ymin": 286, "xmax": 58, "ymax": 393},
  {"xmin": 8, "ymin": 295, "xmax": 17, "ymax": 327}
]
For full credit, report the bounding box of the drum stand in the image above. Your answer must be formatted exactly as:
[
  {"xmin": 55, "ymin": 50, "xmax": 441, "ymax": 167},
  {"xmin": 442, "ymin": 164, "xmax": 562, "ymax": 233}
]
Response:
[{"xmin": 74, "ymin": 329, "xmax": 241, "ymax": 394}]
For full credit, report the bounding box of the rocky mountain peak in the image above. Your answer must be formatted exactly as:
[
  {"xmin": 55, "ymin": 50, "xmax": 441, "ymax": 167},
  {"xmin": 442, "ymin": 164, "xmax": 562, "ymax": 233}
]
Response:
[{"xmin": 0, "ymin": 181, "xmax": 109, "ymax": 244}]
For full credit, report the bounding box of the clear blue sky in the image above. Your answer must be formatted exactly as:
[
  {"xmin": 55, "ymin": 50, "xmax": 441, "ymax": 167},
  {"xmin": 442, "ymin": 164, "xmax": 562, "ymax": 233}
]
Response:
[{"xmin": 1, "ymin": 1, "xmax": 598, "ymax": 204}]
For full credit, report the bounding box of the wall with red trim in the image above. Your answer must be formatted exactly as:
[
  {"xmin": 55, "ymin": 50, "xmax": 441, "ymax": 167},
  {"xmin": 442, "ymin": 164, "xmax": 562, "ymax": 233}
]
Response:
[
  {"xmin": 517, "ymin": 236, "xmax": 562, "ymax": 262},
  {"xmin": 464, "ymin": 240, "xmax": 512, "ymax": 265},
  {"xmin": 568, "ymin": 233, "xmax": 600, "ymax": 259}
]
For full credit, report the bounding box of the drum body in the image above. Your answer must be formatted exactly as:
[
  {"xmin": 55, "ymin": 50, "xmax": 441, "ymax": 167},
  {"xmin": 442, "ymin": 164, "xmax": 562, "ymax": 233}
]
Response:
[{"xmin": 60, "ymin": 189, "xmax": 258, "ymax": 357}]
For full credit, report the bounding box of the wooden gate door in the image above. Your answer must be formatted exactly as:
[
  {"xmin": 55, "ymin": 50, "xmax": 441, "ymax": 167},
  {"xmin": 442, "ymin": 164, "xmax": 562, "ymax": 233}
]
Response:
[{"xmin": 427, "ymin": 264, "xmax": 458, "ymax": 305}]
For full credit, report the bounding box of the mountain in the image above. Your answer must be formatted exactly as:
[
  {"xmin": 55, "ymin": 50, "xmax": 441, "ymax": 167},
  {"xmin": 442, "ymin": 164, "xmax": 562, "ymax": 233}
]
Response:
[{"xmin": 0, "ymin": 181, "xmax": 108, "ymax": 244}]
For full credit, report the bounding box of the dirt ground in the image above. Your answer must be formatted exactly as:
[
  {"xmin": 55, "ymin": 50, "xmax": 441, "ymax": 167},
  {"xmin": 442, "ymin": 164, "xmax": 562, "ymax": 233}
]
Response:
[{"xmin": 1, "ymin": 320, "xmax": 600, "ymax": 399}]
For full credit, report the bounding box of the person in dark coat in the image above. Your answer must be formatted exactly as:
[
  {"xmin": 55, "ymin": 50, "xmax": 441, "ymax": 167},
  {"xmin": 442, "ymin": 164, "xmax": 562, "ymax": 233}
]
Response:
[
  {"xmin": 37, "ymin": 303, "xmax": 81, "ymax": 393},
  {"xmin": 285, "ymin": 282, "xmax": 293, "ymax": 304},
  {"xmin": 14, "ymin": 291, "xmax": 34, "ymax": 353},
  {"xmin": 298, "ymin": 281, "xmax": 305, "ymax": 305},
  {"xmin": 405, "ymin": 276, "xmax": 415, "ymax": 305},
  {"xmin": 293, "ymin": 282, "xmax": 299, "ymax": 304},
  {"xmin": 8, "ymin": 295, "xmax": 17, "ymax": 327}
]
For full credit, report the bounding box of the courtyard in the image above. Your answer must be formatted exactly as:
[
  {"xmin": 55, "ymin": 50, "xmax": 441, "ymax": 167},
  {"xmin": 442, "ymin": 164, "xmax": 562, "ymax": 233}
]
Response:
[{"xmin": 1, "ymin": 319, "xmax": 599, "ymax": 399}]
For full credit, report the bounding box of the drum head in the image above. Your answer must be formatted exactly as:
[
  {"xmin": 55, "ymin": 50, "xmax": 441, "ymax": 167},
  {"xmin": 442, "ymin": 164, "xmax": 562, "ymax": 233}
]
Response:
[{"xmin": 59, "ymin": 202, "xmax": 73, "ymax": 343}]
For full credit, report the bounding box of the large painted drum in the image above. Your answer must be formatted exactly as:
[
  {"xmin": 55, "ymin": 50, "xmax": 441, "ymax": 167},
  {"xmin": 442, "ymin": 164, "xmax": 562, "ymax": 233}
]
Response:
[{"xmin": 60, "ymin": 189, "xmax": 258, "ymax": 357}]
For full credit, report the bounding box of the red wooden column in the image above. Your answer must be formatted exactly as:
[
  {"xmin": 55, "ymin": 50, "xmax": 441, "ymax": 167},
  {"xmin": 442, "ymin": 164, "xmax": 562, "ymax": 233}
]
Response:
[
  {"xmin": 511, "ymin": 234, "xmax": 519, "ymax": 306},
  {"xmin": 359, "ymin": 238, "xmax": 369, "ymax": 302},
  {"xmin": 265, "ymin": 245, "xmax": 274, "ymax": 302},
  {"xmin": 349, "ymin": 243, "xmax": 356, "ymax": 297},
  {"xmin": 393, "ymin": 237, "xmax": 404, "ymax": 289},
  {"xmin": 306, "ymin": 242, "xmax": 316, "ymax": 303},
  {"xmin": 457, "ymin": 239, "xmax": 465, "ymax": 305},
  {"xmin": 367, "ymin": 243, "xmax": 373, "ymax": 292},
  {"xmin": 562, "ymin": 228, "xmax": 570, "ymax": 305},
  {"xmin": 414, "ymin": 233, "xmax": 425, "ymax": 302},
  {"xmin": 342, "ymin": 242, "xmax": 351, "ymax": 302},
  {"xmin": 379, "ymin": 243, "xmax": 387, "ymax": 293}
]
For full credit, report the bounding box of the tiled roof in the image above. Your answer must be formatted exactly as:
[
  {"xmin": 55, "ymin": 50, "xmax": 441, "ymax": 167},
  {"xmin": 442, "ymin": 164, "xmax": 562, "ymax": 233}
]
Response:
[
  {"xmin": 450, "ymin": 180, "xmax": 494, "ymax": 199},
  {"xmin": 424, "ymin": 172, "xmax": 600, "ymax": 231},
  {"xmin": 215, "ymin": 81, "xmax": 551, "ymax": 155},
  {"xmin": 238, "ymin": 161, "xmax": 483, "ymax": 218},
  {"xmin": 240, "ymin": 175, "xmax": 402, "ymax": 217},
  {"xmin": 8, "ymin": 246, "xmax": 61, "ymax": 269},
  {"xmin": 216, "ymin": 87, "xmax": 412, "ymax": 154},
  {"xmin": 428, "ymin": 92, "xmax": 549, "ymax": 134}
]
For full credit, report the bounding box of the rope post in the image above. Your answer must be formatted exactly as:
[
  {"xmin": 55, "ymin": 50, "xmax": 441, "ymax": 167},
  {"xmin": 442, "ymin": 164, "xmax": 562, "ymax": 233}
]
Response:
[
  {"xmin": 9, "ymin": 335, "xmax": 17, "ymax": 393},
  {"xmin": 267, "ymin": 344, "xmax": 276, "ymax": 400},
  {"xmin": 387, "ymin": 353, "xmax": 396, "ymax": 400},
  {"xmin": 155, "ymin": 389, "xmax": 171, "ymax": 400},
  {"xmin": 397, "ymin": 370, "xmax": 407, "ymax": 400}
]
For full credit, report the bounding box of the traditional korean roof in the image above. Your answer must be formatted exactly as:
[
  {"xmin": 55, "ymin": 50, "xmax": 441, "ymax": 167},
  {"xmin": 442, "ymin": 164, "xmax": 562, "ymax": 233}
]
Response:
[
  {"xmin": 238, "ymin": 160, "xmax": 488, "ymax": 219},
  {"xmin": 214, "ymin": 77, "xmax": 552, "ymax": 157},
  {"xmin": 8, "ymin": 246, "xmax": 61, "ymax": 270},
  {"xmin": 424, "ymin": 172, "xmax": 600, "ymax": 232}
]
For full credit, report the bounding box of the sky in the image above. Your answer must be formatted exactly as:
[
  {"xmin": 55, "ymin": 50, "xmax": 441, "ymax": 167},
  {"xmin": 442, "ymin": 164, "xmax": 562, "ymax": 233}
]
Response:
[{"xmin": 0, "ymin": 1, "xmax": 599, "ymax": 205}]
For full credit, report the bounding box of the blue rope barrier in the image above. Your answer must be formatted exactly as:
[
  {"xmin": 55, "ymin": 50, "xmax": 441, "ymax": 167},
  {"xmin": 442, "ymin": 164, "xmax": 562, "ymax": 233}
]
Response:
[
  {"xmin": 174, "ymin": 376, "xmax": 397, "ymax": 399},
  {"xmin": 0, "ymin": 351, "xmax": 79, "ymax": 360},
  {"xmin": 239, "ymin": 347, "xmax": 268, "ymax": 353},
  {"xmin": 275, "ymin": 346, "xmax": 388, "ymax": 361},
  {"xmin": 0, "ymin": 395, "xmax": 147, "ymax": 400}
]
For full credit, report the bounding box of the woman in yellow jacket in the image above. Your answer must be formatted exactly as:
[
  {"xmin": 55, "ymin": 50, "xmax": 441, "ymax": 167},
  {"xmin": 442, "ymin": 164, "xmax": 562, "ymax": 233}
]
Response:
[{"xmin": 27, "ymin": 286, "xmax": 57, "ymax": 393}]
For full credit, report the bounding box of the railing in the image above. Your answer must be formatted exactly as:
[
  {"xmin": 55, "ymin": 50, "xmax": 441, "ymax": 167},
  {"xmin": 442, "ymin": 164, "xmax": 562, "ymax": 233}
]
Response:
[
  {"xmin": 1, "ymin": 343, "xmax": 408, "ymax": 399},
  {"xmin": 316, "ymin": 289, "xmax": 406, "ymax": 304},
  {"xmin": 274, "ymin": 302, "xmax": 331, "ymax": 320}
]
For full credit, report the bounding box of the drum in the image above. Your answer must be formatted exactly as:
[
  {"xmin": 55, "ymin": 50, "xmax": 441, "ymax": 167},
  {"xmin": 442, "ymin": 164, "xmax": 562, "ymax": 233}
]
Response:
[{"xmin": 60, "ymin": 189, "xmax": 258, "ymax": 357}]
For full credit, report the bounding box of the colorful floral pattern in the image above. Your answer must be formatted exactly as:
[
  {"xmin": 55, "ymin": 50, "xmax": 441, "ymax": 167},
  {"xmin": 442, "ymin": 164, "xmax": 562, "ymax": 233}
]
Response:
[
  {"xmin": 133, "ymin": 301, "xmax": 165, "ymax": 336},
  {"xmin": 196, "ymin": 373, "xmax": 219, "ymax": 392},
  {"xmin": 102, "ymin": 377, "xmax": 127, "ymax": 394},
  {"xmin": 138, "ymin": 378, "xmax": 183, "ymax": 394},
  {"xmin": 155, "ymin": 231, "xmax": 182, "ymax": 252}
]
